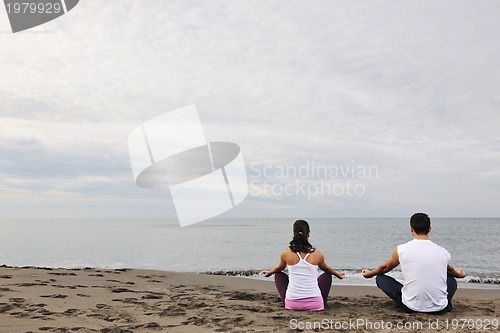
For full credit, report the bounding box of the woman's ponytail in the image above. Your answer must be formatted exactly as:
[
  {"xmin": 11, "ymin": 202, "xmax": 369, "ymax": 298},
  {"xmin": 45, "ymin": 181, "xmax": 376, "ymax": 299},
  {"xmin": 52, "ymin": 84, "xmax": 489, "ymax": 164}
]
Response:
[{"xmin": 289, "ymin": 219, "xmax": 315, "ymax": 253}]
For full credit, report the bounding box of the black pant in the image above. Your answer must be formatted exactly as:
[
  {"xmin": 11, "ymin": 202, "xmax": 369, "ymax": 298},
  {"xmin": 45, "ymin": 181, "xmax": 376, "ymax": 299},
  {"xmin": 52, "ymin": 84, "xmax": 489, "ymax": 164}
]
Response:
[{"xmin": 375, "ymin": 274, "xmax": 457, "ymax": 314}]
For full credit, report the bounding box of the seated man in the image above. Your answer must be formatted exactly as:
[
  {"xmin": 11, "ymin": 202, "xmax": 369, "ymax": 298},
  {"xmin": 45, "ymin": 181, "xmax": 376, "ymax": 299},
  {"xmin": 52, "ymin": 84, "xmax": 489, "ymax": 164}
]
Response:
[{"xmin": 362, "ymin": 213, "xmax": 466, "ymax": 313}]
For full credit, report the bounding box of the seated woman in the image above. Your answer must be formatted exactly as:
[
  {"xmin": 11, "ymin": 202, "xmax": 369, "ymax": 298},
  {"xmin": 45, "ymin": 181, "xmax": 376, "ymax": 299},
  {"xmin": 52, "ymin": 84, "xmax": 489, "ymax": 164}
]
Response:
[{"xmin": 262, "ymin": 219, "xmax": 345, "ymax": 311}]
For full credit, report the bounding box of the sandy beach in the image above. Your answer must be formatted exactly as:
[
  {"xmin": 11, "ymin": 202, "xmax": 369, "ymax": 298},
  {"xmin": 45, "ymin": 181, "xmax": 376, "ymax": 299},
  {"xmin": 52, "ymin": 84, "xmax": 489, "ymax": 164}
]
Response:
[{"xmin": 0, "ymin": 265, "xmax": 498, "ymax": 332}]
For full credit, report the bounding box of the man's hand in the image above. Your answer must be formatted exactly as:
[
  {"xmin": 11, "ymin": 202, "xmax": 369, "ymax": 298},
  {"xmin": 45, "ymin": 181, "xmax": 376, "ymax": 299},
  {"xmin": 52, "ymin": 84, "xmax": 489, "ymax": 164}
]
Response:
[
  {"xmin": 363, "ymin": 248, "xmax": 399, "ymax": 279},
  {"xmin": 448, "ymin": 265, "xmax": 467, "ymax": 278}
]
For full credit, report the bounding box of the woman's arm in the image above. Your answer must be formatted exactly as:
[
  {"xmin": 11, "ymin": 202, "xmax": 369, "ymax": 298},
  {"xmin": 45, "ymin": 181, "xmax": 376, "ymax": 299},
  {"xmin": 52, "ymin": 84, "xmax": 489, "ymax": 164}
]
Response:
[
  {"xmin": 317, "ymin": 251, "xmax": 346, "ymax": 279},
  {"xmin": 262, "ymin": 250, "xmax": 288, "ymax": 277}
]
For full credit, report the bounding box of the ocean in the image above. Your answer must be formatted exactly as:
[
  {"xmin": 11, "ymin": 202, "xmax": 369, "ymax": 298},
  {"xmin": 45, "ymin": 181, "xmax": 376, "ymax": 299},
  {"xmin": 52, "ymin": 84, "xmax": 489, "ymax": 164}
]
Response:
[{"xmin": 1, "ymin": 218, "xmax": 498, "ymax": 289}]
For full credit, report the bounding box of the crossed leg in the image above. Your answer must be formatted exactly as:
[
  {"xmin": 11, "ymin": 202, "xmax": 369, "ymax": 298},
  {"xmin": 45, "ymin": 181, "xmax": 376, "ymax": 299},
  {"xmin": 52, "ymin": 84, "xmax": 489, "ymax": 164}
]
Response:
[
  {"xmin": 274, "ymin": 272, "xmax": 332, "ymax": 306},
  {"xmin": 375, "ymin": 274, "xmax": 457, "ymax": 313}
]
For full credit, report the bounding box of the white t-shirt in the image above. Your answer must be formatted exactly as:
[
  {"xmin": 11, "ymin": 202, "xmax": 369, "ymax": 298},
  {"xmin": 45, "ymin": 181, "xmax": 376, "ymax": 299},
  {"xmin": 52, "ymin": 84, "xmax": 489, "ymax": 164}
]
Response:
[{"xmin": 397, "ymin": 239, "xmax": 450, "ymax": 312}]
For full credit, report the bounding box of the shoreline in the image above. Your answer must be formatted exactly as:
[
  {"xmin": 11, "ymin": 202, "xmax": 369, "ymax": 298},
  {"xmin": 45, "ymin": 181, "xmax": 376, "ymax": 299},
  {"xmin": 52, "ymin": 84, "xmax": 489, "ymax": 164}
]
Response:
[
  {"xmin": 202, "ymin": 271, "xmax": 500, "ymax": 290},
  {"xmin": 4, "ymin": 265, "xmax": 500, "ymax": 289},
  {"xmin": 1, "ymin": 266, "xmax": 499, "ymax": 332}
]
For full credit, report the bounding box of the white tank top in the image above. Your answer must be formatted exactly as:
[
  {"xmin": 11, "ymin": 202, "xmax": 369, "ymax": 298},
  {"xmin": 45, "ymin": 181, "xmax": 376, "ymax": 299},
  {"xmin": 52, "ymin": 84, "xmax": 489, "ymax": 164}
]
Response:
[
  {"xmin": 285, "ymin": 252, "xmax": 322, "ymax": 299},
  {"xmin": 397, "ymin": 239, "xmax": 450, "ymax": 312}
]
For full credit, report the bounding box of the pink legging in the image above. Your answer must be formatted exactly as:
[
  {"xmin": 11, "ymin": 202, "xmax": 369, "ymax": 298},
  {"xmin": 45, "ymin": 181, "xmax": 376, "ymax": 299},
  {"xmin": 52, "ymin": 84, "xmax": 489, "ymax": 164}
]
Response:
[{"xmin": 274, "ymin": 272, "xmax": 332, "ymax": 306}]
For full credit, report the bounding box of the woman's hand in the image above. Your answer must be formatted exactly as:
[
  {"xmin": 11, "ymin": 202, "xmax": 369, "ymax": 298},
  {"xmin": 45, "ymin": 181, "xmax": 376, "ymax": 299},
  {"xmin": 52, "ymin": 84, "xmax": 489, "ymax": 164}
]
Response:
[
  {"xmin": 263, "ymin": 251, "xmax": 288, "ymax": 278},
  {"xmin": 336, "ymin": 272, "xmax": 346, "ymax": 279},
  {"xmin": 455, "ymin": 268, "xmax": 466, "ymax": 278},
  {"xmin": 261, "ymin": 270, "xmax": 273, "ymax": 278},
  {"xmin": 362, "ymin": 269, "xmax": 373, "ymax": 278}
]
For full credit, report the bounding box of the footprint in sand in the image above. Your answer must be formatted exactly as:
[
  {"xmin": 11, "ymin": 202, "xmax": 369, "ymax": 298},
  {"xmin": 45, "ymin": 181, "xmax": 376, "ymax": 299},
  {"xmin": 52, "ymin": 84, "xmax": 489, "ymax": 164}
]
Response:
[
  {"xmin": 141, "ymin": 294, "xmax": 163, "ymax": 300},
  {"xmin": 48, "ymin": 272, "xmax": 77, "ymax": 276},
  {"xmin": 0, "ymin": 303, "xmax": 15, "ymax": 313},
  {"xmin": 104, "ymin": 270, "xmax": 123, "ymax": 275},
  {"xmin": 9, "ymin": 297, "xmax": 25, "ymax": 303},
  {"xmin": 64, "ymin": 308, "xmax": 80, "ymax": 315},
  {"xmin": 15, "ymin": 282, "xmax": 47, "ymax": 287},
  {"xmin": 99, "ymin": 328, "xmax": 133, "ymax": 333},
  {"xmin": 111, "ymin": 298, "xmax": 145, "ymax": 305},
  {"xmin": 37, "ymin": 308, "xmax": 55, "ymax": 316},
  {"xmin": 31, "ymin": 303, "xmax": 47, "ymax": 307},
  {"xmin": 111, "ymin": 288, "xmax": 136, "ymax": 293},
  {"xmin": 40, "ymin": 294, "xmax": 68, "ymax": 299},
  {"xmin": 106, "ymin": 279, "xmax": 135, "ymax": 285},
  {"xmin": 51, "ymin": 284, "xmax": 70, "ymax": 289},
  {"xmin": 38, "ymin": 327, "xmax": 58, "ymax": 331}
]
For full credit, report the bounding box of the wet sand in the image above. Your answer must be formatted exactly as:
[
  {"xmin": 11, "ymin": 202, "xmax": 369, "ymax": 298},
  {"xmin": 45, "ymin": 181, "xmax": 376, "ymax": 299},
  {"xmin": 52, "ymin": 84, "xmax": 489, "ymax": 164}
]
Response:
[{"xmin": 0, "ymin": 265, "xmax": 498, "ymax": 332}]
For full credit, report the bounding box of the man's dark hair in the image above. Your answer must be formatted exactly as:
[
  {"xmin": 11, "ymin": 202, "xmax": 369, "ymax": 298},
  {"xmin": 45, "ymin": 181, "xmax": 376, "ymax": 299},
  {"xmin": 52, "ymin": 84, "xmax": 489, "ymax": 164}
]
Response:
[{"xmin": 410, "ymin": 213, "xmax": 431, "ymax": 235}]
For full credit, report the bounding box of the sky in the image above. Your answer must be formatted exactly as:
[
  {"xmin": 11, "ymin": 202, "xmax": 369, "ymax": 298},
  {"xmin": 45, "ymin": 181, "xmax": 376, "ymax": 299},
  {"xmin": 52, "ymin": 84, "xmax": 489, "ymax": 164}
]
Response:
[{"xmin": 1, "ymin": 0, "xmax": 499, "ymax": 219}]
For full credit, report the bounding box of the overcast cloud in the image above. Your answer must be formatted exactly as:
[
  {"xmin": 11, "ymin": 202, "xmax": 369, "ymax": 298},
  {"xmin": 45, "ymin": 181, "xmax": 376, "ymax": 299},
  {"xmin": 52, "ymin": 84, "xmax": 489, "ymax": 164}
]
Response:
[{"xmin": 1, "ymin": 1, "xmax": 499, "ymax": 219}]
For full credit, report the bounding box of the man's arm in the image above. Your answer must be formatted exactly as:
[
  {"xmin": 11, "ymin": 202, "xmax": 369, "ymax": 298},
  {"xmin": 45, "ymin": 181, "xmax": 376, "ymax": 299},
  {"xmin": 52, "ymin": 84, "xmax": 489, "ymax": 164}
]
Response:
[
  {"xmin": 447, "ymin": 264, "xmax": 466, "ymax": 278},
  {"xmin": 317, "ymin": 252, "xmax": 346, "ymax": 279},
  {"xmin": 362, "ymin": 248, "xmax": 400, "ymax": 279},
  {"xmin": 262, "ymin": 250, "xmax": 287, "ymax": 277}
]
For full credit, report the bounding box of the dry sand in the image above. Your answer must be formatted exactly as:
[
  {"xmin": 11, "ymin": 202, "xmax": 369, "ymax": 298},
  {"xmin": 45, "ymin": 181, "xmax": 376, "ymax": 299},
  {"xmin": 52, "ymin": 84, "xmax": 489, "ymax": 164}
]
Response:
[{"xmin": 0, "ymin": 265, "xmax": 498, "ymax": 332}]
